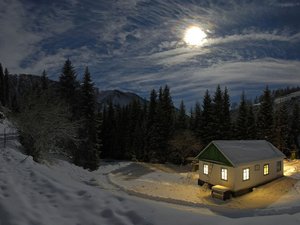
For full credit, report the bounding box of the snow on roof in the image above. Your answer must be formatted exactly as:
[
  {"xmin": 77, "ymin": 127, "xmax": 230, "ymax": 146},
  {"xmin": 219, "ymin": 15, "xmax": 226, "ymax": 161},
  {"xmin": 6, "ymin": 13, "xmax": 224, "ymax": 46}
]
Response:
[{"xmin": 212, "ymin": 140, "xmax": 286, "ymax": 166}]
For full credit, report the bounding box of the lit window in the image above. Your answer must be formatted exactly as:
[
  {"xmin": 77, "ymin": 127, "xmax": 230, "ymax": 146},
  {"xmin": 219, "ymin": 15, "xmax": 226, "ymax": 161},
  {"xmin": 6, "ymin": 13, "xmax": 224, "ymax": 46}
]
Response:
[
  {"xmin": 243, "ymin": 168, "xmax": 250, "ymax": 181},
  {"xmin": 221, "ymin": 168, "xmax": 228, "ymax": 181},
  {"xmin": 203, "ymin": 164, "xmax": 208, "ymax": 175},
  {"xmin": 277, "ymin": 161, "xmax": 281, "ymax": 172},
  {"xmin": 263, "ymin": 164, "xmax": 269, "ymax": 175},
  {"xmin": 255, "ymin": 164, "xmax": 260, "ymax": 171}
]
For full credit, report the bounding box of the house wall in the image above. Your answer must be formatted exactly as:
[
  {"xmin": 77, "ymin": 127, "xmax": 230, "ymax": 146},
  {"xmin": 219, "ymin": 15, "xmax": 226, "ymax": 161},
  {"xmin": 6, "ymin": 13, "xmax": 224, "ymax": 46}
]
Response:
[
  {"xmin": 232, "ymin": 157, "xmax": 284, "ymax": 192},
  {"xmin": 198, "ymin": 160, "xmax": 235, "ymax": 190},
  {"xmin": 198, "ymin": 158, "xmax": 284, "ymax": 192}
]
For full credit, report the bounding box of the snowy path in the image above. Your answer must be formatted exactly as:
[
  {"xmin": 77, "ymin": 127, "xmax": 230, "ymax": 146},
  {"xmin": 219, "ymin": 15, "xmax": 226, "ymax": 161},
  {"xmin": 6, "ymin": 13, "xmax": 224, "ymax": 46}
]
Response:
[{"xmin": 1, "ymin": 144, "xmax": 300, "ymax": 224}]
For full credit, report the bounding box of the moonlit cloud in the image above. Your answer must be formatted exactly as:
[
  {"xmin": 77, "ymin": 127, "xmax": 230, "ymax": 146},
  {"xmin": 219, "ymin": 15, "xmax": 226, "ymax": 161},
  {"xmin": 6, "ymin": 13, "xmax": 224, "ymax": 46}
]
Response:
[{"xmin": 0, "ymin": 0, "xmax": 299, "ymax": 108}]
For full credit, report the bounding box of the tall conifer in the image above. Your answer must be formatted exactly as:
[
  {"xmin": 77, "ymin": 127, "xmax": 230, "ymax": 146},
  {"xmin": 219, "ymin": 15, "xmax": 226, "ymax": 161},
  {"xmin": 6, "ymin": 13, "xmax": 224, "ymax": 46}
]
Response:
[
  {"xmin": 273, "ymin": 104, "xmax": 289, "ymax": 152},
  {"xmin": 212, "ymin": 85, "xmax": 223, "ymax": 140},
  {"xmin": 222, "ymin": 87, "xmax": 231, "ymax": 139},
  {"xmin": 3, "ymin": 68, "xmax": 9, "ymax": 107},
  {"xmin": 76, "ymin": 67, "xmax": 99, "ymax": 170},
  {"xmin": 201, "ymin": 90, "xmax": 214, "ymax": 145},
  {"xmin": 236, "ymin": 92, "xmax": 248, "ymax": 139},
  {"xmin": 176, "ymin": 100, "xmax": 187, "ymax": 130},
  {"xmin": 59, "ymin": 59, "xmax": 78, "ymax": 119},
  {"xmin": 257, "ymin": 86, "xmax": 273, "ymax": 141}
]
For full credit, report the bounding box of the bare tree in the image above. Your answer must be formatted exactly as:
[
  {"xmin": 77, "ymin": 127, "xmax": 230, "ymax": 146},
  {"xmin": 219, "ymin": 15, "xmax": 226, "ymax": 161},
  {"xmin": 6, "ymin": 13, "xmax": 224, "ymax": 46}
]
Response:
[
  {"xmin": 14, "ymin": 91, "xmax": 79, "ymax": 162},
  {"xmin": 168, "ymin": 130, "xmax": 202, "ymax": 165}
]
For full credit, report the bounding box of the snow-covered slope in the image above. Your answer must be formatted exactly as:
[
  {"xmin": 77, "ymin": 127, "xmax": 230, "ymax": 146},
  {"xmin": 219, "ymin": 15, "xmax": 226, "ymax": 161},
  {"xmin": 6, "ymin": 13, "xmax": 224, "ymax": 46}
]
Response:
[
  {"xmin": 1, "ymin": 123, "xmax": 300, "ymax": 224},
  {"xmin": 274, "ymin": 91, "xmax": 300, "ymax": 104}
]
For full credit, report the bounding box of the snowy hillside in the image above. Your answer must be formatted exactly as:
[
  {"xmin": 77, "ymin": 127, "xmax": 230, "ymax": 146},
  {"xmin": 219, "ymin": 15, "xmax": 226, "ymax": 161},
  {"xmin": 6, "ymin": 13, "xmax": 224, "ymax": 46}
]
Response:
[
  {"xmin": 1, "ymin": 121, "xmax": 300, "ymax": 224},
  {"xmin": 274, "ymin": 91, "xmax": 300, "ymax": 104},
  {"xmin": 97, "ymin": 89, "xmax": 146, "ymax": 108}
]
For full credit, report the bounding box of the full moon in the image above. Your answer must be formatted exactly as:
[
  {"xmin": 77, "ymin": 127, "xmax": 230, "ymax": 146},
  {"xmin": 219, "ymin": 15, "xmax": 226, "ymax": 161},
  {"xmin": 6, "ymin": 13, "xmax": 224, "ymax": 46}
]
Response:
[{"xmin": 184, "ymin": 26, "xmax": 207, "ymax": 46}]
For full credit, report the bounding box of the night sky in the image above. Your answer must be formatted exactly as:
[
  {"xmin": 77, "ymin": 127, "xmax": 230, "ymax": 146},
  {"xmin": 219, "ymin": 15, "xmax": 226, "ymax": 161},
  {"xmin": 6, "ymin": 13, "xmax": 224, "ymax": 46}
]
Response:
[{"xmin": 0, "ymin": 0, "xmax": 300, "ymax": 107}]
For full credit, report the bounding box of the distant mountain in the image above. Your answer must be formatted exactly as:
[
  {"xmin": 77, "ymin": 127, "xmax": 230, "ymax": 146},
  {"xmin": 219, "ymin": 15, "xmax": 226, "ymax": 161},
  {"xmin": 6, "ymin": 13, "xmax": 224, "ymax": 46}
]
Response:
[
  {"xmin": 96, "ymin": 90, "xmax": 147, "ymax": 108},
  {"xmin": 7, "ymin": 73, "xmax": 147, "ymax": 108}
]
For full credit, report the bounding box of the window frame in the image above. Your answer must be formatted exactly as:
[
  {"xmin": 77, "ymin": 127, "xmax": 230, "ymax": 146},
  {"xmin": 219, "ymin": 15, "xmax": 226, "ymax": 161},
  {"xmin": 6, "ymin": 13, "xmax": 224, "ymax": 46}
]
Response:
[
  {"xmin": 254, "ymin": 164, "xmax": 260, "ymax": 171},
  {"xmin": 203, "ymin": 164, "xmax": 209, "ymax": 175},
  {"xmin": 242, "ymin": 168, "xmax": 250, "ymax": 181},
  {"xmin": 221, "ymin": 168, "xmax": 228, "ymax": 181},
  {"xmin": 263, "ymin": 164, "xmax": 269, "ymax": 175},
  {"xmin": 276, "ymin": 161, "xmax": 282, "ymax": 172}
]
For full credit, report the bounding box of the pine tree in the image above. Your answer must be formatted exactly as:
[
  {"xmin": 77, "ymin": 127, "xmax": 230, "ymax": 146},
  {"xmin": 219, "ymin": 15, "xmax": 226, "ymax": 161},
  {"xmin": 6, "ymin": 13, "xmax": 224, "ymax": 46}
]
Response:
[
  {"xmin": 272, "ymin": 104, "xmax": 289, "ymax": 153},
  {"xmin": 159, "ymin": 85, "xmax": 175, "ymax": 161},
  {"xmin": 0, "ymin": 63, "xmax": 4, "ymax": 106},
  {"xmin": 189, "ymin": 107, "xmax": 195, "ymax": 131},
  {"xmin": 95, "ymin": 111, "xmax": 103, "ymax": 154},
  {"xmin": 128, "ymin": 100, "xmax": 145, "ymax": 160},
  {"xmin": 147, "ymin": 89, "xmax": 157, "ymax": 126},
  {"xmin": 222, "ymin": 87, "xmax": 231, "ymax": 139},
  {"xmin": 201, "ymin": 90, "xmax": 214, "ymax": 145},
  {"xmin": 144, "ymin": 89, "xmax": 162, "ymax": 162},
  {"xmin": 80, "ymin": 67, "xmax": 95, "ymax": 119},
  {"xmin": 59, "ymin": 59, "xmax": 79, "ymax": 119},
  {"xmin": 102, "ymin": 102, "xmax": 116, "ymax": 158},
  {"xmin": 193, "ymin": 102, "xmax": 202, "ymax": 138},
  {"xmin": 161, "ymin": 85, "xmax": 174, "ymax": 137},
  {"xmin": 257, "ymin": 86, "xmax": 273, "ymax": 141},
  {"xmin": 3, "ymin": 68, "xmax": 9, "ymax": 107},
  {"xmin": 76, "ymin": 67, "xmax": 100, "ymax": 170},
  {"xmin": 290, "ymin": 103, "xmax": 300, "ymax": 148},
  {"xmin": 176, "ymin": 100, "xmax": 187, "ymax": 130},
  {"xmin": 212, "ymin": 85, "xmax": 223, "ymax": 140},
  {"xmin": 246, "ymin": 104, "xmax": 256, "ymax": 139},
  {"xmin": 41, "ymin": 70, "xmax": 49, "ymax": 90},
  {"xmin": 236, "ymin": 92, "xmax": 248, "ymax": 139}
]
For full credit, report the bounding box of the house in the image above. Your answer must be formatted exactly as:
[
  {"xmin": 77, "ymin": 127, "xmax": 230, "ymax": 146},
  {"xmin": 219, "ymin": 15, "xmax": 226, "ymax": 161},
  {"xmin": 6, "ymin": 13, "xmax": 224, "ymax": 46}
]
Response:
[{"xmin": 196, "ymin": 140, "xmax": 285, "ymax": 196}]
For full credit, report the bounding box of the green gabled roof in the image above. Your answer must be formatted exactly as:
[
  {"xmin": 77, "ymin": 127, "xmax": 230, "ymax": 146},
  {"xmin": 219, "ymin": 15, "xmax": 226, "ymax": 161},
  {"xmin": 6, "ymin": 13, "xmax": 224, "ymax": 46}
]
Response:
[{"xmin": 195, "ymin": 142, "xmax": 234, "ymax": 167}]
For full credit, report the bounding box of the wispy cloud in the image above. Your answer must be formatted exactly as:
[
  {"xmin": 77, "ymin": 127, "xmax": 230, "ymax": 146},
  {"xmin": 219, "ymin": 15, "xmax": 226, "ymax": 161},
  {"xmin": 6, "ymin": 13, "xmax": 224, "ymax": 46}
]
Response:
[
  {"xmin": 96, "ymin": 58, "xmax": 300, "ymax": 107},
  {"xmin": 1, "ymin": 0, "xmax": 299, "ymax": 108}
]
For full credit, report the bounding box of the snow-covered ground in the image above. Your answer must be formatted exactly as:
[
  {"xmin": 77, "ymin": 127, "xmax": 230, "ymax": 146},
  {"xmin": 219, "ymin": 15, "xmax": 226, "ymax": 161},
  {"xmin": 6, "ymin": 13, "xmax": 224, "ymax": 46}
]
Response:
[
  {"xmin": 1, "ymin": 120, "xmax": 300, "ymax": 224},
  {"xmin": 110, "ymin": 160, "xmax": 300, "ymax": 210}
]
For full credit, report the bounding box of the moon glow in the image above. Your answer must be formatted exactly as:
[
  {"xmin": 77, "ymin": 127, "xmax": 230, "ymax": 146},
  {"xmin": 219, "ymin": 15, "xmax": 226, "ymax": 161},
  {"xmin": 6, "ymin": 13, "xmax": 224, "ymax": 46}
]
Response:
[{"xmin": 184, "ymin": 26, "xmax": 207, "ymax": 46}]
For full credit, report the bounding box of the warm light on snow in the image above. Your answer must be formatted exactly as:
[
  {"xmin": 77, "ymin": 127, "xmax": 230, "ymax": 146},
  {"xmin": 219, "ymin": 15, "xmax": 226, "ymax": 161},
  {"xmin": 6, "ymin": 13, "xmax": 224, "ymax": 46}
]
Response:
[
  {"xmin": 184, "ymin": 26, "xmax": 207, "ymax": 46},
  {"xmin": 1, "ymin": 118, "xmax": 300, "ymax": 224}
]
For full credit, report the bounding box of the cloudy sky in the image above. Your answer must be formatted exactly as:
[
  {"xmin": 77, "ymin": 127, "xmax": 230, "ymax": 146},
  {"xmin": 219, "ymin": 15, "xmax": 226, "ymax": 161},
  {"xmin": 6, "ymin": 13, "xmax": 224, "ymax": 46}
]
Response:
[{"xmin": 0, "ymin": 0, "xmax": 299, "ymax": 107}]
